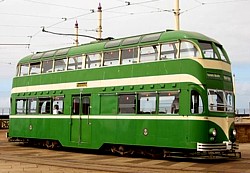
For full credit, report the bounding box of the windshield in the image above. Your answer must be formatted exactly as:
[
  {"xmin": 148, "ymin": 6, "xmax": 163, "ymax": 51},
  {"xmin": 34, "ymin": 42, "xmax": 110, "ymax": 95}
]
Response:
[
  {"xmin": 208, "ymin": 89, "xmax": 234, "ymax": 112},
  {"xmin": 199, "ymin": 41, "xmax": 229, "ymax": 62}
]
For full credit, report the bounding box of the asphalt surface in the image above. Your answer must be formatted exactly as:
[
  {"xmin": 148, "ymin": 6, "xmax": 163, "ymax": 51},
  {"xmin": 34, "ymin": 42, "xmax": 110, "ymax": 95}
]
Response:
[{"xmin": 1, "ymin": 129, "xmax": 250, "ymax": 173}]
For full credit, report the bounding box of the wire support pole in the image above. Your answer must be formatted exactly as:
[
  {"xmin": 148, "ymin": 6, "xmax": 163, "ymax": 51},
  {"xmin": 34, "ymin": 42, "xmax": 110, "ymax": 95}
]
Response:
[
  {"xmin": 97, "ymin": 3, "xmax": 103, "ymax": 39},
  {"xmin": 174, "ymin": 0, "xmax": 180, "ymax": 30}
]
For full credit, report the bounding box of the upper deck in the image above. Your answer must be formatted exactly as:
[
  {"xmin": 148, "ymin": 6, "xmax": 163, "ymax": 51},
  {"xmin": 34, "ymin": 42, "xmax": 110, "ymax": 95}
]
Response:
[
  {"xmin": 13, "ymin": 30, "xmax": 232, "ymax": 92},
  {"xmin": 18, "ymin": 30, "xmax": 221, "ymax": 64}
]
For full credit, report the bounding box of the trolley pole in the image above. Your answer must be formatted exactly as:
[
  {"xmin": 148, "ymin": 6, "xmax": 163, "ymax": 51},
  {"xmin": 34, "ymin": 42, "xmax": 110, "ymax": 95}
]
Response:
[
  {"xmin": 97, "ymin": 3, "xmax": 103, "ymax": 39},
  {"xmin": 174, "ymin": 0, "xmax": 180, "ymax": 30},
  {"xmin": 75, "ymin": 20, "xmax": 79, "ymax": 46}
]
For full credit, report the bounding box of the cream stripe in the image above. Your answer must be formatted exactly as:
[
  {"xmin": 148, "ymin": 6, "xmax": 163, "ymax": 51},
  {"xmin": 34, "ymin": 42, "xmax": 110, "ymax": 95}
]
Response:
[
  {"xmin": 192, "ymin": 59, "xmax": 231, "ymax": 73},
  {"xmin": 11, "ymin": 74, "xmax": 203, "ymax": 94}
]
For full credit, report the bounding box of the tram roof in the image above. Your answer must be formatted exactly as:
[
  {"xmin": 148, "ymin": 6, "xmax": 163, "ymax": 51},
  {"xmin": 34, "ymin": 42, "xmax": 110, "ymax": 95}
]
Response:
[{"xmin": 18, "ymin": 30, "xmax": 219, "ymax": 64}]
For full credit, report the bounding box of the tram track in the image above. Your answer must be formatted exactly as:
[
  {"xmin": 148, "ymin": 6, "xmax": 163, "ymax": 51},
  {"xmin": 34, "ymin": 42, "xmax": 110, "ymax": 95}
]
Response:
[
  {"xmin": 0, "ymin": 143, "xmax": 181, "ymax": 173},
  {"xmin": 1, "ymin": 130, "xmax": 249, "ymax": 173}
]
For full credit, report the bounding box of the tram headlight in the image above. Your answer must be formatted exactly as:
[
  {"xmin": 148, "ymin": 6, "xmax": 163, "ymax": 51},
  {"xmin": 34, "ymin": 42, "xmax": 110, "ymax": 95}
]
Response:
[
  {"xmin": 209, "ymin": 128, "xmax": 217, "ymax": 137},
  {"xmin": 232, "ymin": 129, "xmax": 237, "ymax": 137}
]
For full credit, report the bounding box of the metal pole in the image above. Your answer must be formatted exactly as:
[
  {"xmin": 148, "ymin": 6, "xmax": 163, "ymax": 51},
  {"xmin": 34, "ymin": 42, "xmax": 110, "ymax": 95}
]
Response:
[
  {"xmin": 75, "ymin": 20, "xmax": 79, "ymax": 46},
  {"xmin": 249, "ymin": 102, "xmax": 250, "ymax": 116},
  {"xmin": 97, "ymin": 3, "xmax": 102, "ymax": 39},
  {"xmin": 174, "ymin": 0, "xmax": 180, "ymax": 30}
]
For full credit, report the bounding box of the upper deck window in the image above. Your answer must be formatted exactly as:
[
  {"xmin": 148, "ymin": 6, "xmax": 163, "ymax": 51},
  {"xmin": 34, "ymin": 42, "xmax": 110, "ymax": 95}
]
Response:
[
  {"xmin": 86, "ymin": 53, "xmax": 102, "ymax": 69},
  {"xmin": 30, "ymin": 62, "xmax": 41, "ymax": 75},
  {"xmin": 140, "ymin": 45, "xmax": 158, "ymax": 63},
  {"xmin": 68, "ymin": 56, "xmax": 83, "ymax": 70},
  {"xmin": 121, "ymin": 48, "xmax": 138, "ymax": 64},
  {"xmin": 42, "ymin": 60, "xmax": 53, "ymax": 73},
  {"xmin": 161, "ymin": 42, "xmax": 178, "ymax": 60},
  {"xmin": 199, "ymin": 42, "xmax": 218, "ymax": 59},
  {"xmin": 180, "ymin": 41, "xmax": 200, "ymax": 58},
  {"xmin": 103, "ymin": 51, "xmax": 119, "ymax": 66},
  {"xmin": 105, "ymin": 40, "xmax": 121, "ymax": 48},
  {"xmin": 20, "ymin": 64, "xmax": 29, "ymax": 76},
  {"xmin": 122, "ymin": 36, "xmax": 140, "ymax": 46},
  {"xmin": 31, "ymin": 53, "xmax": 43, "ymax": 60},
  {"xmin": 55, "ymin": 48, "xmax": 70, "ymax": 56},
  {"xmin": 215, "ymin": 44, "xmax": 228, "ymax": 62},
  {"xmin": 54, "ymin": 58, "xmax": 67, "ymax": 72},
  {"xmin": 140, "ymin": 33, "xmax": 161, "ymax": 43},
  {"xmin": 42, "ymin": 50, "xmax": 56, "ymax": 58}
]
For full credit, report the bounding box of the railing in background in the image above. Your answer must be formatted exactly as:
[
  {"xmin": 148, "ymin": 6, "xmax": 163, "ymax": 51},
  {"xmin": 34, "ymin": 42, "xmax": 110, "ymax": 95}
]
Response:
[
  {"xmin": 236, "ymin": 109, "xmax": 250, "ymax": 116},
  {"xmin": 0, "ymin": 107, "xmax": 10, "ymax": 115}
]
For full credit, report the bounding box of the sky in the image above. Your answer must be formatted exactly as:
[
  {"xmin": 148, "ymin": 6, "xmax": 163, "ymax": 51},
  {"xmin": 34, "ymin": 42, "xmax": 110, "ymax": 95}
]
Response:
[{"xmin": 0, "ymin": 0, "xmax": 250, "ymax": 113}]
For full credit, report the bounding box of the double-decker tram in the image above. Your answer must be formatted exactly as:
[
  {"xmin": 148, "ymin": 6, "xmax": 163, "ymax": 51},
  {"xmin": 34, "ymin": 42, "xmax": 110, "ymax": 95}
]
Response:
[{"xmin": 8, "ymin": 30, "xmax": 240, "ymax": 157}]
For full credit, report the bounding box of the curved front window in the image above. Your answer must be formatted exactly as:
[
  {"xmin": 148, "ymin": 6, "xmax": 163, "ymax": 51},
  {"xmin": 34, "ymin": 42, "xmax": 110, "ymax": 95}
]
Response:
[
  {"xmin": 179, "ymin": 41, "xmax": 200, "ymax": 58},
  {"xmin": 161, "ymin": 40, "xmax": 200, "ymax": 60},
  {"xmin": 208, "ymin": 89, "xmax": 234, "ymax": 112}
]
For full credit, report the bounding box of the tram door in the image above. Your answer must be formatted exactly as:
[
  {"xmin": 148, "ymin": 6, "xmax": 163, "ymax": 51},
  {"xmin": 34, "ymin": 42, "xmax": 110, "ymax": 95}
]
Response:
[{"xmin": 70, "ymin": 95, "xmax": 91, "ymax": 144}]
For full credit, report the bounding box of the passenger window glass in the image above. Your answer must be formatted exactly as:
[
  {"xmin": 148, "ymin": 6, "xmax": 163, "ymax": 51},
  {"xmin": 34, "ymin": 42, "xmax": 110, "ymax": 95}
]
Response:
[
  {"xmin": 53, "ymin": 96, "xmax": 64, "ymax": 114},
  {"xmin": 180, "ymin": 41, "xmax": 200, "ymax": 58},
  {"xmin": 138, "ymin": 93, "xmax": 156, "ymax": 114},
  {"xmin": 16, "ymin": 65, "xmax": 20, "ymax": 76},
  {"xmin": 225, "ymin": 91, "xmax": 234, "ymax": 112},
  {"xmin": 208, "ymin": 89, "xmax": 225, "ymax": 112},
  {"xmin": 72, "ymin": 97, "xmax": 80, "ymax": 115},
  {"xmin": 54, "ymin": 58, "xmax": 67, "ymax": 72},
  {"xmin": 68, "ymin": 56, "xmax": 83, "ymax": 70},
  {"xmin": 20, "ymin": 64, "xmax": 29, "ymax": 76},
  {"xmin": 42, "ymin": 60, "xmax": 53, "ymax": 73},
  {"xmin": 140, "ymin": 45, "xmax": 158, "ymax": 62},
  {"xmin": 121, "ymin": 48, "xmax": 138, "ymax": 64},
  {"xmin": 82, "ymin": 97, "xmax": 90, "ymax": 115},
  {"xmin": 215, "ymin": 45, "xmax": 227, "ymax": 62},
  {"xmin": 159, "ymin": 92, "xmax": 179, "ymax": 114},
  {"xmin": 103, "ymin": 51, "xmax": 119, "ymax": 66},
  {"xmin": 86, "ymin": 53, "xmax": 101, "ymax": 68},
  {"xmin": 39, "ymin": 98, "xmax": 51, "ymax": 114},
  {"xmin": 199, "ymin": 42, "xmax": 218, "ymax": 59},
  {"xmin": 30, "ymin": 62, "xmax": 41, "ymax": 75},
  {"xmin": 16, "ymin": 99, "xmax": 26, "ymax": 114},
  {"xmin": 27, "ymin": 98, "xmax": 37, "ymax": 114},
  {"xmin": 191, "ymin": 91, "xmax": 203, "ymax": 114},
  {"xmin": 119, "ymin": 94, "xmax": 136, "ymax": 114},
  {"xmin": 161, "ymin": 43, "xmax": 178, "ymax": 60}
]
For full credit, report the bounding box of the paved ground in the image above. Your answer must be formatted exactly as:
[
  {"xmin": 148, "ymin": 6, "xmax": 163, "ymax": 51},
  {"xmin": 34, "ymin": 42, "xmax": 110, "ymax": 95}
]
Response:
[{"xmin": 1, "ymin": 129, "xmax": 250, "ymax": 173}]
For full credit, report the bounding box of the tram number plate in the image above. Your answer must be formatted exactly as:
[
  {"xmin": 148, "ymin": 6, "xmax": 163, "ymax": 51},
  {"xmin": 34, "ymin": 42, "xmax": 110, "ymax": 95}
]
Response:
[{"xmin": 0, "ymin": 120, "xmax": 9, "ymax": 129}]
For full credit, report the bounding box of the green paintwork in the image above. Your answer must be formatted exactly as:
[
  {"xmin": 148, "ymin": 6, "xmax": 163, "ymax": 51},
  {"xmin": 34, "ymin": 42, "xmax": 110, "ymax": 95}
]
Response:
[{"xmin": 9, "ymin": 30, "xmax": 236, "ymax": 151}]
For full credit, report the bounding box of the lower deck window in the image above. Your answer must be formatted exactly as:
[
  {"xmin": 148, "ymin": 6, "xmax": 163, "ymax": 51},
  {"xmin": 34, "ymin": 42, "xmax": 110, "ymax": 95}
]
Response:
[
  {"xmin": 53, "ymin": 96, "xmax": 64, "ymax": 114},
  {"xmin": 191, "ymin": 90, "xmax": 203, "ymax": 114},
  {"xmin": 16, "ymin": 99, "xmax": 27, "ymax": 114},
  {"xmin": 138, "ymin": 92, "xmax": 156, "ymax": 114},
  {"xmin": 159, "ymin": 92, "xmax": 179, "ymax": 114},
  {"xmin": 27, "ymin": 98, "xmax": 37, "ymax": 114},
  {"xmin": 119, "ymin": 94, "xmax": 136, "ymax": 114},
  {"xmin": 39, "ymin": 98, "xmax": 51, "ymax": 114},
  {"xmin": 208, "ymin": 89, "xmax": 234, "ymax": 112}
]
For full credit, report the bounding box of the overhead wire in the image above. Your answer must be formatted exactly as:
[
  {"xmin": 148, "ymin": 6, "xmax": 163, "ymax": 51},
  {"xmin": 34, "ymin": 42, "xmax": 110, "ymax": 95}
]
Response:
[
  {"xmin": 21, "ymin": 0, "xmax": 89, "ymax": 11},
  {"xmin": 182, "ymin": 0, "xmax": 250, "ymax": 14}
]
